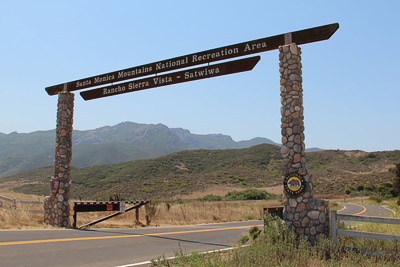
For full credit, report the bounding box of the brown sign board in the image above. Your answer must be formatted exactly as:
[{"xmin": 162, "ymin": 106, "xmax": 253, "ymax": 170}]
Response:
[
  {"xmin": 80, "ymin": 56, "xmax": 260, "ymax": 101},
  {"xmin": 46, "ymin": 23, "xmax": 339, "ymax": 96}
]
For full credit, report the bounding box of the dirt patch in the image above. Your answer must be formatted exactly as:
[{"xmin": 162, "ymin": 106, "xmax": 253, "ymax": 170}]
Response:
[{"xmin": 344, "ymin": 151, "xmax": 368, "ymax": 157}]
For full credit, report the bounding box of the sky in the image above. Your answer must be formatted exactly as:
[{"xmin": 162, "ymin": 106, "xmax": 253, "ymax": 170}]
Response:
[{"xmin": 0, "ymin": 1, "xmax": 399, "ymax": 152}]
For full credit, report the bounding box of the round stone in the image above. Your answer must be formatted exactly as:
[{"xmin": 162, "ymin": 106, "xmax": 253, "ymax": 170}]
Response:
[
  {"xmin": 316, "ymin": 224, "xmax": 326, "ymax": 233},
  {"xmin": 293, "ymin": 153, "xmax": 301, "ymax": 163},
  {"xmin": 287, "ymin": 212, "xmax": 294, "ymax": 221},
  {"xmin": 310, "ymin": 227, "xmax": 317, "ymax": 235},
  {"xmin": 290, "ymin": 44, "xmax": 298, "ymax": 55},
  {"xmin": 289, "ymin": 198, "xmax": 298, "ymax": 208},
  {"xmin": 283, "ymin": 46, "xmax": 289, "ymax": 53},
  {"xmin": 299, "ymin": 168, "xmax": 307, "ymax": 176},
  {"xmin": 295, "ymin": 227, "xmax": 304, "ymax": 235},
  {"xmin": 296, "ymin": 203, "xmax": 306, "ymax": 212},
  {"xmin": 289, "ymin": 74, "xmax": 299, "ymax": 81},
  {"xmin": 281, "ymin": 145, "xmax": 289, "ymax": 157},
  {"xmin": 301, "ymin": 216, "xmax": 310, "ymax": 227},
  {"xmin": 319, "ymin": 212, "xmax": 326, "ymax": 224},
  {"xmin": 308, "ymin": 211, "xmax": 320, "ymax": 220}
]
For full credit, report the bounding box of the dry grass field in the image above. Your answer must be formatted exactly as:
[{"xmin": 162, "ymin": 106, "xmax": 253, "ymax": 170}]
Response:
[{"xmin": 0, "ymin": 191, "xmax": 281, "ymax": 229}]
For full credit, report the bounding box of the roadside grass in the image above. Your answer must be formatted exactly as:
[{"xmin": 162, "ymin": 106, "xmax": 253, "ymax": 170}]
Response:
[
  {"xmin": 0, "ymin": 193, "xmax": 281, "ymax": 229},
  {"xmin": 0, "ymin": 210, "xmax": 55, "ymax": 230},
  {"xmin": 74, "ymin": 199, "xmax": 281, "ymax": 228},
  {"xmin": 151, "ymin": 215, "xmax": 400, "ymax": 267}
]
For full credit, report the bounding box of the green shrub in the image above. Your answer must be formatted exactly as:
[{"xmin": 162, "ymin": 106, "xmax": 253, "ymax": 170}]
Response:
[
  {"xmin": 356, "ymin": 184, "xmax": 364, "ymax": 191},
  {"xmin": 223, "ymin": 189, "xmax": 276, "ymax": 201},
  {"xmin": 365, "ymin": 184, "xmax": 376, "ymax": 191},
  {"xmin": 249, "ymin": 226, "xmax": 261, "ymax": 240},
  {"xmin": 377, "ymin": 182, "xmax": 398, "ymax": 198},
  {"xmin": 198, "ymin": 194, "xmax": 222, "ymax": 202},
  {"xmin": 237, "ymin": 234, "xmax": 249, "ymax": 245},
  {"xmin": 369, "ymin": 194, "xmax": 383, "ymax": 203}
]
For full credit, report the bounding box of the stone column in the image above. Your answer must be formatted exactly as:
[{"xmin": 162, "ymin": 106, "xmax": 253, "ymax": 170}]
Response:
[
  {"xmin": 44, "ymin": 91, "xmax": 74, "ymax": 227},
  {"xmin": 279, "ymin": 43, "xmax": 329, "ymax": 244}
]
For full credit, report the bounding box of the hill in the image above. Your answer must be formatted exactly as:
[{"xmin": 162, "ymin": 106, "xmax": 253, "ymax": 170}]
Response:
[
  {"xmin": 1, "ymin": 144, "xmax": 399, "ymax": 200},
  {"xmin": 0, "ymin": 122, "xmax": 278, "ymax": 177}
]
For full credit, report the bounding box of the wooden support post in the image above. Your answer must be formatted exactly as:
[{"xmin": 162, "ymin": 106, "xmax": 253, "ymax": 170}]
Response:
[
  {"xmin": 72, "ymin": 204, "xmax": 77, "ymax": 229},
  {"xmin": 135, "ymin": 207, "xmax": 139, "ymax": 224}
]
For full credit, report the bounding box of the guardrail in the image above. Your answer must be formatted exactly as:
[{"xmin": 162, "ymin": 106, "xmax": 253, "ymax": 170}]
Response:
[
  {"xmin": 331, "ymin": 210, "xmax": 400, "ymax": 245},
  {"xmin": 0, "ymin": 195, "xmax": 43, "ymax": 214}
]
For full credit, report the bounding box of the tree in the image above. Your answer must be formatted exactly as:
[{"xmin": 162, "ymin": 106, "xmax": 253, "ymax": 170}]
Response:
[{"xmin": 392, "ymin": 163, "xmax": 400, "ymax": 197}]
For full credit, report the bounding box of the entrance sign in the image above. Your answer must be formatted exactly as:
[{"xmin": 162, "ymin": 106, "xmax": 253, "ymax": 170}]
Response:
[
  {"xmin": 119, "ymin": 201, "xmax": 125, "ymax": 213},
  {"xmin": 50, "ymin": 177, "xmax": 59, "ymax": 196},
  {"xmin": 283, "ymin": 173, "xmax": 306, "ymax": 196},
  {"xmin": 45, "ymin": 23, "xmax": 339, "ymax": 96},
  {"xmin": 80, "ymin": 56, "xmax": 260, "ymax": 100},
  {"xmin": 44, "ymin": 23, "xmax": 339, "ymax": 230}
]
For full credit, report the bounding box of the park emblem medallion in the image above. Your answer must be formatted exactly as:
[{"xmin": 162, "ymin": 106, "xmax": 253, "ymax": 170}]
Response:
[{"xmin": 283, "ymin": 173, "xmax": 306, "ymax": 196}]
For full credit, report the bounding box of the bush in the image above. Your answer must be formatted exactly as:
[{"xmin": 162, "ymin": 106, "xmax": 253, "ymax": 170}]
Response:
[
  {"xmin": 369, "ymin": 195, "xmax": 383, "ymax": 203},
  {"xmin": 392, "ymin": 163, "xmax": 400, "ymax": 197},
  {"xmin": 144, "ymin": 199, "xmax": 159, "ymax": 225},
  {"xmin": 377, "ymin": 182, "xmax": 398, "ymax": 198},
  {"xmin": 223, "ymin": 189, "xmax": 276, "ymax": 201},
  {"xmin": 356, "ymin": 184, "xmax": 364, "ymax": 191},
  {"xmin": 237, "ymin": 234, "xmax": 249, "ymax": 245},
  {"xmin": 249, "ymin": 226, "xmax": 261, "ymax": 240},
  {"xmin": 198, "ymin": 194, "xmax": 222, "ymax": 202},
  {"xmin": 365, "ymin": 184, "xmax": 376, "ymax": 191}
]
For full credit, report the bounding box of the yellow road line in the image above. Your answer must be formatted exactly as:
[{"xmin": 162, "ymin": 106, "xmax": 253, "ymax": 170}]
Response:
[
  {"xmin": 352, "ymin": 204, "xmax": 367, "ymax": 216},
  {"xmin": 0, "ymin": 224, "xmax": 263, "ymax": 247}
]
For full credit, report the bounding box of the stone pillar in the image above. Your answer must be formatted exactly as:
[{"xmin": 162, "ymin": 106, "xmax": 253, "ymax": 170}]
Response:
[
  {"xmin": 44, "ymin": 91, "xmax": 74, "ymax": 227},
  {"xmin": 279, "ymin": 43, "xmax": 329, "ymax": 244}
]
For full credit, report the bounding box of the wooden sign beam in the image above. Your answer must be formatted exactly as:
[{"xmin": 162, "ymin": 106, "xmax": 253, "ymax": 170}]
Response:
[
  {"xmin": 46, "ymin": 23, "xmax": 339, "ymax": 96},
  {"xmin": 80, "ymin": 56, "xmax": 260, "ymax": 100}
]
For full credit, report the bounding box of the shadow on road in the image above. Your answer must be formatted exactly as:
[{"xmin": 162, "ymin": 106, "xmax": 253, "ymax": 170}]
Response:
[{"xmin": 78, "ymin": 228, "xmax": 232, "ymax": 248}]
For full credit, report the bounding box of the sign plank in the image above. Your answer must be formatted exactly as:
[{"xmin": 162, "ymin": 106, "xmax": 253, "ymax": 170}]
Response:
[
  {"xmin": 80, "ymin": 56, "xmax": 260, "ymax": 101},
  {"xmin": 46, "ymin": 23, "xmax": 339, "ymax": 95}
]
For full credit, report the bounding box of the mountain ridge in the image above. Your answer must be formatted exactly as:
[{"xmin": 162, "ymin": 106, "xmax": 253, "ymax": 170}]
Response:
[{"xmin": 0, "ymin": 121, "xmax": 279, "ymax": 177}]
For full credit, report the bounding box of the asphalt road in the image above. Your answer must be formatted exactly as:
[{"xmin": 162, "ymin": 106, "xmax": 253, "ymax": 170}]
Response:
[
  {"xmin": 0, "ymin": 220, "xmax": 262, "ymax": 267},
  {"xmin": 338, "ymin": 203, "xmax": 393, "ymax": 217},
  {"xmin": 0, "ymin": 204, "xmax": 394, "ymax": 267}
]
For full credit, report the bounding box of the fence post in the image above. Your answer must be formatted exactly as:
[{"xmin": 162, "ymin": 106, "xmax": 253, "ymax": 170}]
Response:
[
  {"xmin": 135, "ymin": 207, "xmax": 140, "ymax": 224},
  {"xmin": 331, "ymin": 210, "xmax": 338, "ymax": 245},
  {"xmin": 72, "ymin": 203, "xmax": 77, "ymax": 229},
  {"xmin": 12, "ymin": 199, "xmax": 16, "ymax": 211}
]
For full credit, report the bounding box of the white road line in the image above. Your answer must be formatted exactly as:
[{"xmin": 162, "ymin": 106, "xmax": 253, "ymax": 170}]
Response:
[
  {"xmin": 380, "ymin": 205, "xmax": 396, "ymax": 215},
  {"xmin": 114, "ymin": 246, "xmax": 248, "ymax": 267}
]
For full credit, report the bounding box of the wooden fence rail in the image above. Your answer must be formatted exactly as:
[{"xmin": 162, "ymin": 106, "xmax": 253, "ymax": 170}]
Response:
[
  {"xmin": 0, "ymin": 195, "xmax": 43, "ymax": 214},
  {"xmin": 331, "ymin": 210, "xmax": 400, "ymax": 244}
]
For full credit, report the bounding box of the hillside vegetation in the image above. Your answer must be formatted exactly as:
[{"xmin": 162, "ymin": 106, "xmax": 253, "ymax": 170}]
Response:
[
  {"xmin": 0, "ymin": 122, "xmax": 276, "ymax": 177},
  {"xmin": 1, "ymin": 144, "xmax": 399, "ymax": 200}
]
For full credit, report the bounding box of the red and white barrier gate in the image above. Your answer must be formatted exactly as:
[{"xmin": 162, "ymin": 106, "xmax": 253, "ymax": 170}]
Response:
[{"xmin": 73, "ymin": 200, "xmax": 149, "ymax": 229}]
